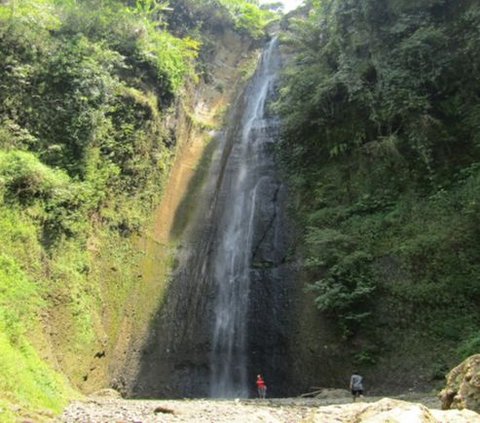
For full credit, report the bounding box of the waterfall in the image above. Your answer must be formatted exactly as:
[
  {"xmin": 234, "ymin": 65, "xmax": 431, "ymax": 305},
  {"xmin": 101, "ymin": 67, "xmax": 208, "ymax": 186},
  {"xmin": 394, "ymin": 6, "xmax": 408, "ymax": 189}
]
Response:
[
  {"xmin": 129, "ymin": 37, "xmax": 293, "ymax": 400},
  {"xmin": 209, "ymin": 38, "xmax": 283, "ymax": 398}
]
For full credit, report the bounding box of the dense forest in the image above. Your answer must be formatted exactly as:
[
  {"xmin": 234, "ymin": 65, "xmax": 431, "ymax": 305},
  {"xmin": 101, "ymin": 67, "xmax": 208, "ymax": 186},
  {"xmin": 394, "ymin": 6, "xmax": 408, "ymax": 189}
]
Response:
[
  {"xmin": 277, "ymin": 0, "xmax": 480, "ymax": 386},
  {"xmin": 1, "ymin": 0, "xmax": 480, "ymax": 419}
]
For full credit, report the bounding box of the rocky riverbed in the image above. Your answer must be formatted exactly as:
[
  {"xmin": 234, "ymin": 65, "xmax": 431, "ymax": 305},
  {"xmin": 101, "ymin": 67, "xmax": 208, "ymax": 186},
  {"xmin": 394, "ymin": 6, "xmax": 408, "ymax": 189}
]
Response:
[{"xmin": 58, "ymin": 390, "xmax": 480, "ymax": 422}]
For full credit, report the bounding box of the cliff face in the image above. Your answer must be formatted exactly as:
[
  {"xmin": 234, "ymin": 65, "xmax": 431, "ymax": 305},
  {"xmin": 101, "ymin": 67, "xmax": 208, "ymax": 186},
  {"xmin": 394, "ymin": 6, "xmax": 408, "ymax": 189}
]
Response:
[
  {"xmin": 111, "ymin": 35, "xmax": 299, "ymax": 400},
  {"xmin": 0, "ymin": 3, "xmax": 261, "ymax": 416},
  {"xmin": 108, "ymin": 29, "xmax": 260, "ymax": 397}
]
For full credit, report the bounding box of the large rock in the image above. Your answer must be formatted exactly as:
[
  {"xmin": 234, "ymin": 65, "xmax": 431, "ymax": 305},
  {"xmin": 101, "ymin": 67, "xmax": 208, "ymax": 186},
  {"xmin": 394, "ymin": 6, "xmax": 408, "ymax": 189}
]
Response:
[
  {"xmin": 439, "ymin": 354, "xmax": 480, "ymax": 412},
  {"xmin": 302, "ymin": 398, "xmax": 480, "ymax": 423}
]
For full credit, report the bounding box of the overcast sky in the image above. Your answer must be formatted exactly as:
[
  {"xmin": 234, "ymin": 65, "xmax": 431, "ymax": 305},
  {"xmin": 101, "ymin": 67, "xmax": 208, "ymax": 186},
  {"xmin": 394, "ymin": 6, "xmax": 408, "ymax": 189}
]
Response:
[{"xmin": 280, "ymin": 0, "xmax": 304, "ymax": 12}]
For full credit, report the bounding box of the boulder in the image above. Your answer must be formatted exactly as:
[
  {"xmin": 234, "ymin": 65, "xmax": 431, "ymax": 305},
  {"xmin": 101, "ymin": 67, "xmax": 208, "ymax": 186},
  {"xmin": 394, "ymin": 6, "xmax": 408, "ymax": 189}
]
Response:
[
  {"xmin": 439, "ymin": 354, "xmax": 480, "ymax": 412},
  {"xmin": 431, "ymin": 408, "xmax": 480, "ymax": 423},
  {"xmin": 303, "ymin": 398, "xmax": 480, "ymax": 423},
  {"xmin": 357, "ymin": 399, "xmax": 435, "ymax": 423}
]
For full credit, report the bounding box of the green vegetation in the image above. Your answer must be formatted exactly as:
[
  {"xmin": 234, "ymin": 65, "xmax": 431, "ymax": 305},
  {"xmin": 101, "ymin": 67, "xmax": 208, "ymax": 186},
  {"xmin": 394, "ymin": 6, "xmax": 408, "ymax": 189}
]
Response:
[
  {"xmin": 277, "ymin": 0, "xmax": 480, "ymax": 368},
  {"xmin": 218, "ymin": 0, "xmax": 276, "ymax": 38},
  {"xmin": 0, "ymin": 0, "xmax": 269, "ymax": 417},
  {"xmin": 0, "ymin": 213, "xmax": 76, "ymax": 421},
  {"xmin": 167, "ymin": 0, "xmax": 277, "ymax": 39}
]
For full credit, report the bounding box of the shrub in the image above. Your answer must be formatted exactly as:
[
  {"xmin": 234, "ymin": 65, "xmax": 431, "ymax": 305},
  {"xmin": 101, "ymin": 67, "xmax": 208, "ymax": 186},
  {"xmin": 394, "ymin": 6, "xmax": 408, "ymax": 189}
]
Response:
[{"xmin": 0, "ymin": 151, "xmax": 69, "ymax": 204}]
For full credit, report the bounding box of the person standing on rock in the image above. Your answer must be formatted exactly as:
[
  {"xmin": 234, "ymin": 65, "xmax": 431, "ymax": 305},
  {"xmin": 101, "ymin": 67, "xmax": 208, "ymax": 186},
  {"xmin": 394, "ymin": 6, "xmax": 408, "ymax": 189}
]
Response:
[
  {"xmin": 350, "ymin": 371, "xmax": 364, "ymax": 402},
  {"xmin": 256, "ymin": 374, "xmax": 267, "ymax": 399}
]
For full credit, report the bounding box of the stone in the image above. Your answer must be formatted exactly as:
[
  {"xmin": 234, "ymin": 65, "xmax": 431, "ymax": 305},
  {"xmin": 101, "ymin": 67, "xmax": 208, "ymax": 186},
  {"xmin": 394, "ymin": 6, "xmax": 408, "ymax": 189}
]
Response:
[
  {"xmin": 431, "ymin": 408, "xmax": 480, "ymax": 423},
  {"xmin": 357, "ymin": 399, "xmax": 436, "ymax": 423},
  {"xmin": 303, "ymin": 398, "xmax": 480, "ymax": 423},
  {"xmin": 153, "ymin": 405, "xmax": 175, "ymax": 414},
  {"xmin": 439, "ymin": 354, "xmax": 480, "ymax": 412}
]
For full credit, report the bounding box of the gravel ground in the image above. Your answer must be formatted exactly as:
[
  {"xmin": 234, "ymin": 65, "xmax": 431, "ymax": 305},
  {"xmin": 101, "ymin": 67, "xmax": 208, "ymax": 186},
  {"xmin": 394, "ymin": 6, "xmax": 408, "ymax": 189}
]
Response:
[
  {"xmin": 59, "ymin": 393, "xmax": 442, "ymax": 423},
  {"xmin": 61, "ymin": 398, "xmax": 312, "ymax": 423}
]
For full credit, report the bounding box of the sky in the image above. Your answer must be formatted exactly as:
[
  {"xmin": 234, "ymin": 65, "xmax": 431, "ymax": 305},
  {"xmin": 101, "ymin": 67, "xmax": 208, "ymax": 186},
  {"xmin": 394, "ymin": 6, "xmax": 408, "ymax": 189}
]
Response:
[{"xmin": 279, "ymin": 0, "xmax": 304, "ymax": 12}]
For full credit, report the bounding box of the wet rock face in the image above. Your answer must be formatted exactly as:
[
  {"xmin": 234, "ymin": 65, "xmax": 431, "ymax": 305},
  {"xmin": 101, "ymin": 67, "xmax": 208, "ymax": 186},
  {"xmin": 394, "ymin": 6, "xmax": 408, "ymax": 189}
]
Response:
[
  {"xmin": 248, "ymin": 258, "xmax": 293, "ymax": 387},
  {"xmin": 439, "ymin": 354, "xmax": 480, "ymax": 412},
  {"xmin": 128, "ymin": 238, "xmax": 215, "ymax": 398},
  {"xmin": 125, "ymin": 38, "xmax": 295, "ymax": 399},
  {"xmin": 247, "ymin": 178, "xmax": 295, "ymax": 398},
  {"xmin": 207, "ymin": 37, "xmax": 294, "ymax": 397}
]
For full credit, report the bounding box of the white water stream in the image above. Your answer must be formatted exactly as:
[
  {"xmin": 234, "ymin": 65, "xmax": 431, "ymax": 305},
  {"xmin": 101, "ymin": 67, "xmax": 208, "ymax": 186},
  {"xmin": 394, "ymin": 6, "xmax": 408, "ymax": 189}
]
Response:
[{"xmin": 210, "ymin": 38, "xmax": 281, "ymax": 397}]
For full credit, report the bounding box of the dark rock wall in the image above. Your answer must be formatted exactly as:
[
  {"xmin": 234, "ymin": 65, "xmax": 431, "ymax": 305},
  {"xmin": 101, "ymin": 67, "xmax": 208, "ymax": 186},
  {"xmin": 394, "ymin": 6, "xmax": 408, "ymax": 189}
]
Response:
[{"xmin": 125, "ymin": 38, "xmax": 297, "ymax": 398}]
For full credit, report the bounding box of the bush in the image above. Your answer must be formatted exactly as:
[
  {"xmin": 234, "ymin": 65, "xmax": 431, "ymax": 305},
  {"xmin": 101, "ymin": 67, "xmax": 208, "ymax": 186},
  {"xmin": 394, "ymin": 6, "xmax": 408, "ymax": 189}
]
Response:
[
  {"xmin": 0, "ymin": 254, "xmax": 72, "ymax": 413},
  {"xmin": 0, "ymin": 151, "xmax": 69, "ymax": 204},
  {"xmin": 458, "ymin": 335, "xmax": 480, "ymax": 360}
]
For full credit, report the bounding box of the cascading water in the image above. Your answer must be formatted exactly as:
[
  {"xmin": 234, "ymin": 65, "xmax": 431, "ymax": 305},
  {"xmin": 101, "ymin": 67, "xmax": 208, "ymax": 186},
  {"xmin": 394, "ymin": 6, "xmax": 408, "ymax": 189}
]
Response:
[
  {"xmin": 129, "ymin": 36, "xmax": 293, "ymax": 399},
  {"xmin": 209, "ymin": 38, "xmax": 284, "ymax": 397}
]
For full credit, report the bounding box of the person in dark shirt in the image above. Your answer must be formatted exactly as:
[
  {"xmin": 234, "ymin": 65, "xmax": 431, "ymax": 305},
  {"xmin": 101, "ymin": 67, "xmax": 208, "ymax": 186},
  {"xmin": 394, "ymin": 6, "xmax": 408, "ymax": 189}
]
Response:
[{"xmin": 256, "ymin": 374, "xmax": 267, "ymax": 399}]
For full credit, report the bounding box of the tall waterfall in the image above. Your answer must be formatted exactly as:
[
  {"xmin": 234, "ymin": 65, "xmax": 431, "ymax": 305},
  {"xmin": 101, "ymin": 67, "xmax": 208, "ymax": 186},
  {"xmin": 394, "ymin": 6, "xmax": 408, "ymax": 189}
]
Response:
[
  {"xmin": 129, "ymin": 37, "xmax": 293, "ymax": 400},
  {"xmin": 209, "ymin": 38, "xmax": 283, "ymax": 397}
]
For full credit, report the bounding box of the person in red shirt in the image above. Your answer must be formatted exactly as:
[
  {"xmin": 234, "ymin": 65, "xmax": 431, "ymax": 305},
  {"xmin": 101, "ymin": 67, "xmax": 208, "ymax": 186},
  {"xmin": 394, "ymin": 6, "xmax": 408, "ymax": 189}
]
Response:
[{"xmin": 256, "ymin": 374, "xmax": 267, "ymax": 399}]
